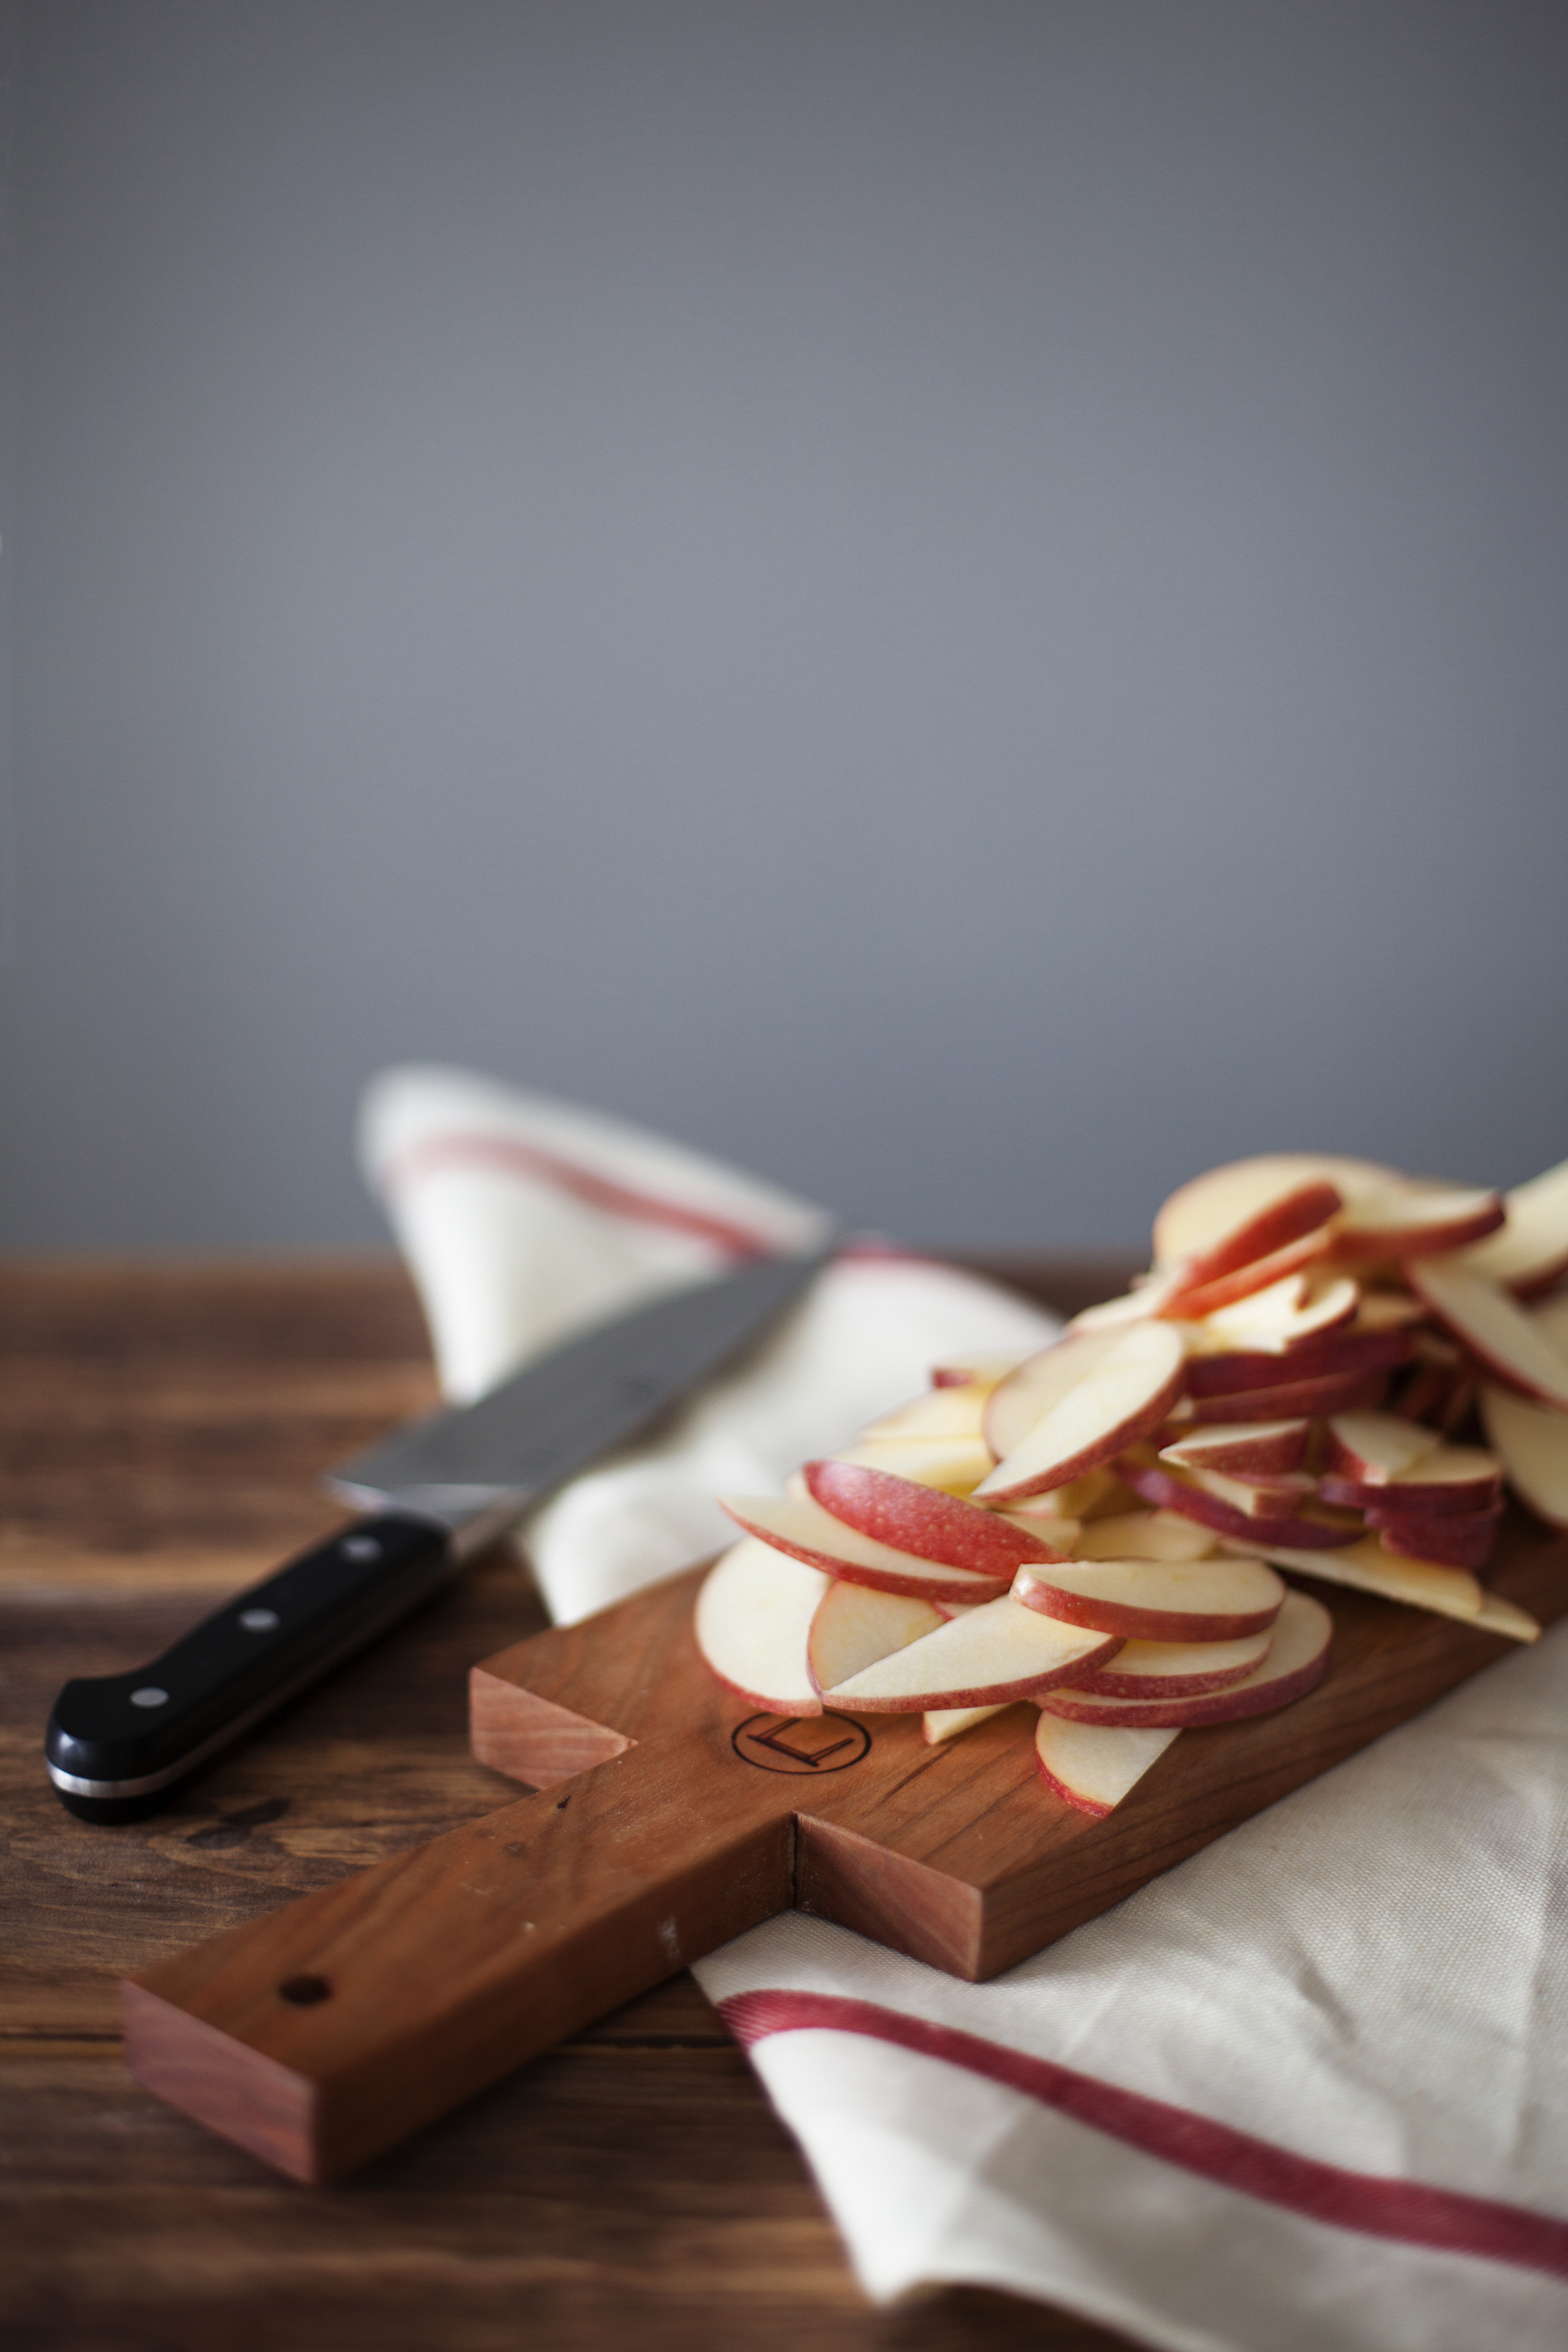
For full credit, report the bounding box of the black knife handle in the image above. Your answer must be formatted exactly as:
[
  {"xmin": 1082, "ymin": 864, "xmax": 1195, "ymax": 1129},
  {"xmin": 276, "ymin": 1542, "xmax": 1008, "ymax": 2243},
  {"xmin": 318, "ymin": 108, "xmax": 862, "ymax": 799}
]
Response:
[{"xmin": 44, "ymin": 1514, "xmax": 457, "ymax": 1824}]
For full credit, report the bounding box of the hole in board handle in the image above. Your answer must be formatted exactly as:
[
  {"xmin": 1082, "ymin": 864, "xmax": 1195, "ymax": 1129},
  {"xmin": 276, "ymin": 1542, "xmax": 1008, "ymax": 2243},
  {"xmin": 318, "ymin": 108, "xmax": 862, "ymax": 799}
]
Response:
[{"xmin": 278, "ymin": 1974, "xmax": 332, "ymax": 2007}]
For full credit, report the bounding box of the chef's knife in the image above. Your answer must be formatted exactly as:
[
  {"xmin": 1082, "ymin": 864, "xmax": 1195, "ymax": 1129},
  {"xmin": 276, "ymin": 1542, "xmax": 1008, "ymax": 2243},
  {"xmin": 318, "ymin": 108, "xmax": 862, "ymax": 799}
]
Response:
[{"xmin": 45, "ymin": 1246, "xmax": 832, "ymax": 1824}]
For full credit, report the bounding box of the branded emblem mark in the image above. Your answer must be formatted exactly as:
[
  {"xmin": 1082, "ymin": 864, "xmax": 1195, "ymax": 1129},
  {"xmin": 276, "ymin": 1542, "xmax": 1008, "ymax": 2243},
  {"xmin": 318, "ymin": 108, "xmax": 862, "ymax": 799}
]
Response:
[{"xmin": 731, "ymin": 1713, "xmax": 872, "ymax": 1775}]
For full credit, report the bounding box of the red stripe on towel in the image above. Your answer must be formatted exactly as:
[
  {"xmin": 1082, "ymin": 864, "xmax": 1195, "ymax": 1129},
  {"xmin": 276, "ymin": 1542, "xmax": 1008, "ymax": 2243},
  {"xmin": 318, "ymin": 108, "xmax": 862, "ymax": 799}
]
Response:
[
  {"xmin": 720, "ymin": 1990, "xmax": 1568, "ymax": 2284},
  {"xmin": 383, "ymin": 1133, "xmax": 781, "ymax": 1259}
]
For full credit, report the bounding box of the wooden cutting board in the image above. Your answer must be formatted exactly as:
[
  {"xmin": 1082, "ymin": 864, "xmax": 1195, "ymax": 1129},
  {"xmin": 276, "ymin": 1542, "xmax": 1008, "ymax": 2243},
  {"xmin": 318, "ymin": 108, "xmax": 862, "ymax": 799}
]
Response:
[{"xmin": 122, "ymin": 1512, "xmax": 1568, "ymax": 2185}]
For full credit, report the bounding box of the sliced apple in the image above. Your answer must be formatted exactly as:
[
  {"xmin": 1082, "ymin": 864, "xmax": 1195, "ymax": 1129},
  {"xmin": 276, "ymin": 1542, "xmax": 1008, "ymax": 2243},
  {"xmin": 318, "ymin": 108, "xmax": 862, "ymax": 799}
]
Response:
[
  {"xmin": 983, "ymin": 1328, "xmax": 1133, "ymax": 1459},
  {"xmin": 1159, "ymin": 1419, "xmax": 1310, "ymax": 1476},
  {"xmin": 1181, "ymin": 1463, "xmax": 1318, "ymax": 1519},
  {"xmin": 975, "ymin": 1322, "xmax": 1187, "ymax": 1502},
  {"xmin": 694, "ymin": 1539, "xmax": 829, "ymax": 1712},
  {"xmin": 1330, "ymin": 1184, "xmax": 1505, "ymax": 1261},
  {"xmin": 1367, "ymin": 1502, "xmax": 1502, "ymax": 1571},
  {"xmin": 1153, "ymin": 1155, "xmax": 1402, "ymax": 1268},
  {"xmin": 922, "ymin": 1702, "xmax": 1010, "ymax": 1744},
  {"xmin": 1119, "ymin": 1456, "xmax": 1363, "ymax": 1549},
  {"xmin": 1160, "ymin": 1175, "xmax": 1345, "ymax": 1291},
  {"xmin": 718, "ymin": 1493, "xmax": 1010, "ymax": 1606},
  {"xmin": 805, "ymin": 1579, "xmax": 944, "ymax": 1697},
  {"xmin": 1070, "ymin": 1508, "xmax": 1219, "ymax": 1562},
  {"xmin": 830, "ymin": 1434, "xmax": 994, "ymax": 1495},
  {"xmin": 1157, "ymin": 1227, "xmax": 1338, "ymax": 1322},
  {"xmin": 1073, "ymin": 1627, "xmax": 1273, "ymax": 1698},
  {"xmin": 804, "ymin": 1458, "xmax": 1066, "ymax": 1575},
  {"xmin": 822, "ymin": 1597, "xmax": 1118, "ymax": 1711},
  {"xmin": 859, "ymin": 1384, "xmax": 990, "ymax": 1441},
  {"xmin": 1040, "ymin": 1589, "xmax": 1332, "ymax": 1727},
  {"xmin": 1197, "ymin": 1273, "xmax": 1360, "ymax": 1354},
  {"xmin": 1320, "ymin": 1435, "xmax": 1502, "ymax": 1515},
  {"xmin": 1010, "ymin": 1552, "xmax": 1284, "ymax": 1642},
  {"xmin": 1323, "ymin": 1409, "xmax": 1441, "ymax": 1486},
  {"xmin": 1035, "ymin": 1715, "xmax": 1180, "ymax": 1816},
  {"xmin": 1184, "ymin": 1326, "xmax": 1412, "ymax": 1396},
  {"xmin": 1179, "ymin": 1366, "xmax": 1390, "ymax": 1423},
  {"xmin": 1408, "ymin": 1263, "xmax": 1568, "ymax": 1410},
  {"xmin": 1216, "ymin": 1532, "xmax": 1488, "ymax": 1626},
  {"xmin": 1480, "ymin": 1380, "xmax": 1568, "ymax": 1529},
  {"xmin": 1447, "ymin": 1158, "xmax": 1568, "ymax": 1296}
]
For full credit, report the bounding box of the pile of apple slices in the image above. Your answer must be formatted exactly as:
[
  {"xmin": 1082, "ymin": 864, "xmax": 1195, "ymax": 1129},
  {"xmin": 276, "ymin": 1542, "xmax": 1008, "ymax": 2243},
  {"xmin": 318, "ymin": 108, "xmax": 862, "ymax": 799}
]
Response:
[{"xmin": 695, "ymin": 1149, "xmax": 1568, "ymax": 1821}]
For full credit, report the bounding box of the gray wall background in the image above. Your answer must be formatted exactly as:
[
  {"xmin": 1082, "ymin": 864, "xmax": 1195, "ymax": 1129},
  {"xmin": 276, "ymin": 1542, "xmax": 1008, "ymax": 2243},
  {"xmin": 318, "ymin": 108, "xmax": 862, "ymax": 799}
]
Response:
[{"xmin": 2, "ymin": 1, "xmax": 1565, "ymax": 1253}]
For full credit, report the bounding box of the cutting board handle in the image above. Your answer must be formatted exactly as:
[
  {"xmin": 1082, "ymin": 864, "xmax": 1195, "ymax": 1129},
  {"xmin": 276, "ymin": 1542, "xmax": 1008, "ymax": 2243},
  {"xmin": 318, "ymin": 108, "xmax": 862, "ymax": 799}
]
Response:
[{"xmin": 122, "ymin": 1731, "xmax": 795, "ymax": 2182}]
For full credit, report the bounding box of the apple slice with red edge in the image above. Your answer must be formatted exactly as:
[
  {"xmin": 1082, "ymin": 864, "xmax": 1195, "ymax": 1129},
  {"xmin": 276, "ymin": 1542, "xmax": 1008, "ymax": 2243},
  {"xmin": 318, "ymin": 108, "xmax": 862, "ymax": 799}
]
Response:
[
  {"xmin": 1180, "ymin": 1463, "xmax": 1318, "ymax": 1519},
  {"xmin": 1322, "ymin": 1409, "xmax": 1440, "ymax": 1486},
  {"xmin": 974, "ymin": 1322, "xmax": 1187, "ymax": 1502},
  {"xmin": 1153, "ymin": 1155, "xmax": 1402, "ymax": 1268},
  {"xmin": 983, "ymin": 1328, "xmax": 1133, "ymax": 1458},
  {"xmin": 694, "ymin": 1539, "xmax": 829, "ymax": 1713},
  {"xmin": 1330, "ymin": 1184, "xmax": 1504, "ymax": 1261},
  {"xmin": 718, "ymin": 1493, "xmax": 1009, "ymax": 1605},
  {"xmin": 1118, "ymin": 1454, "xmax": 1363, "ymax": 1549},
  {"xmin": 1408, "ymin": 1263, "xmax": 1568, "ymax": 1409},
  {"xmin": 805, "ymin": 1580, "xmax": 945, "ymax": 1697},
  {"xmin": 1039, "ymin": 1589, "xmax": 1332, "ymax": 1728},
  {"xmin": 1010, "ymin": 1552, "xmax": 1284, "ymax": 1642},
  {"xmin": 1072, "ymin": 1626, "xmax": 1273, "ymax": 1698},
  {"xmin": 1319, "ymin": 1436, "xmax": 1502, "ymax": 1515},
  {"xmin": 1035, "ymin": 1716, "xmax": 1181, "ymax": 1816},
  {"xmin": 821, "ymin": 1597, "xmax": 1118, "ymax": 1712},
  {"xmin": 1197, "ymin": 1273, "xmax": 1360, "ymax": 1353},
  {"xmin": 1160, "ymin": 1419, "xmax": 1310, "ymax": 1476},
  {"xmin": 1183, "ymin": 1326, "xmax": 1411, "ymax": 1396},
  {"xmin": 1446, "ymin": 1158, "xmax": 1568, "ymax": 1296},
  {"xmin": 1479, "ymin": 1381, "xmax": 1568, "ymax": 1528},
  {"xmin": 1365, "ymin": 1502, "xmax": 1502, "ymax": 1571},
  {"xmin": 804, "ymin": 1458, "xmax": 1067, "ymax": 1574},
  {"xmin": 1157, "ymin": 1227, "xmax": 1338, "ymax": 1322},
  {"xmin": 1179, "ymin": 1367, "xmax": 1390, "ymax": 1423}
]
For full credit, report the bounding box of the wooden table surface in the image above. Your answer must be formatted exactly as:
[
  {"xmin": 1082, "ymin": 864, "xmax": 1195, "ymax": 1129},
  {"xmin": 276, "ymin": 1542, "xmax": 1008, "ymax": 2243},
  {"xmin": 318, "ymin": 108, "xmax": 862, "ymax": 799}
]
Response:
[{"xmin": 1, "ymin": 1249, "xmax": 1157, "ymax": 2352}]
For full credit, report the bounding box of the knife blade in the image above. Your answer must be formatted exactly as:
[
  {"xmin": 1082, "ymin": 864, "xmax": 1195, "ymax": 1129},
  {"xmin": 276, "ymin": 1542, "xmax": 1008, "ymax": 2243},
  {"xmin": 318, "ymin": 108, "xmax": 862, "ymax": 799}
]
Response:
[{"xmin": 44, "ymin": 1245, "xmax": 832, "ymax": 1823}]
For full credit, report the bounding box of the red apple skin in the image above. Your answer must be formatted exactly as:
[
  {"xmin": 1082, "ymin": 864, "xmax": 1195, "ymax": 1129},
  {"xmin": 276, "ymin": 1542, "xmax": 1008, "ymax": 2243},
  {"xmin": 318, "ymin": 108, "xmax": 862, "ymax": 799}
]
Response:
[
  {"xmin": 1159, "ymin": 1421, "xmax": 1311, "ymax": 1476},
  {"xmin": 1158, "ymin": 1226, "xmax": 1335, "ymax": 1322},
  {"xmin": 1365, "ymin": 1503, "xmax": 1503, "ymax": 1570},
  {"xmin": 1330, "ymin": 1194, "xmax": 1505, "ymax": 1261},
  {"xmin": 1318, "ymin": 1462, "xmax": 1503, "ymax": 1516},
  {"xmin": 1072, "ymin": 1641, "xmax": 1269, "ymax": 1700},
  {"xmin": 1182, "ymin": 1369, "xmax": 1390, "ymax": 1424},
  {"xmin": 1036, "ymin": 1759, "xmax": 1116, "ymax": 1818},
  {"xmin": 718, "ymin": 1498, "xmax": 1010, "ymax": 1606},
  {"xmin": 803, "ymin": 1459, "xmax": 1064, "ymax": 1574},
  {"xmin": 1010, "ymin": 1560, "xmax": 1285, "ymax": 1644},
  {"xmin": 1041, "ymin": 1594, "xmax": 1332, "ymax": 1729},
  {"xmin": 1161, "ymin": 1180, "xmax": 1343, "ymax": 1296},
  {"xmin": 824, "ymin": 1630, "xmax": 1123, "ymax": 1712},
  {"xmin": 1118, "ymin": 1457, "xmax": 1365, "ymax": 1550},
  {"xmin": 1184, "ymin": 1328, "xmax": 1411, "ymax": 1397}
]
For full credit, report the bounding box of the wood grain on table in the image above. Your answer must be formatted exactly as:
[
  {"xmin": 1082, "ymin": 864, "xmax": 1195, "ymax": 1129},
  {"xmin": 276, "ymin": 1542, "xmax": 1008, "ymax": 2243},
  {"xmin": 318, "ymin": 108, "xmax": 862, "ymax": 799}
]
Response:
[{"xmin": 0, "ymin": 1251, "xmax": 1145, "ymax": 2352}]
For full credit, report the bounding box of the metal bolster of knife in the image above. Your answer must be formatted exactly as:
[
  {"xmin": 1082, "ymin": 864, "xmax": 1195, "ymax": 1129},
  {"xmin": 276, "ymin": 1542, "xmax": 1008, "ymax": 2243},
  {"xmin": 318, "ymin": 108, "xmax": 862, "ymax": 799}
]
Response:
[{"xmin": 42, "ymin": 1509, "xmax": 487, "ymax": 1822}]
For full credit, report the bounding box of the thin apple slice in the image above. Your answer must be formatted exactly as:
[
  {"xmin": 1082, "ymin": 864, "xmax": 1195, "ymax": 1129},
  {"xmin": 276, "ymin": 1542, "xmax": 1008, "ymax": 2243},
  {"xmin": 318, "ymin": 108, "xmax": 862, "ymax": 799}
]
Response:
[
  {"xmin": 859, "ymin": 1384, "xmax": 990, "ymax": 1441},
  {"xmin": 1119, "ymin": 1456, "xmax": 1363, "ymax": 1549},
  {"xmin": 1480, "ymin": 1380, "xmax": 1568, "ymax": 1529},
  {"xmin": 1330, "ymin": 1184, "xmax": 1505, "ymax": 1261},
  {"xmin": 1367, "ymin": 1502, "xmax": 1502, "ymax": 1571},
  {"xmin": 975, "ymin": 1323, "xmax": 1187, "ymax": 1502},
  {"xmin": 1184, "ymin": 1327, "xmax": 1411, "ymax": 1396},
  {"xmin": 1074, "ymin": 1627, "xmax": 1273, "ymax": 1698},
  {"xmin": 1409, "ymin": 1263, "xmax": 1568, "ymax": 1410},
  {"xmin": 922, "ymin": 1702, "xmax": 1009, "ymax": 1745},
  {"xmin": 1071, "ymin": 1508, "xmax": 1219, "ymax": 1562},
  {"xmin": 831, "ymin": 1434, "xmax": 994, "ymax": 1495},
  {"xmin": 1010, "ymin": 1552, "xmax": 1284, "ymax": 1642},
  {"xmin": 929, "ymin": 1350, "xmax": 1030, "ymax": 1391},
  {"xmin": 1182, "ymin": 1464, "xmax": 1318, "ymax": 1519},
  {"xmin": 1153, "ymin": 1155, "xmax": 1402, "ymax": 1268},
  {"xmin": 1160, "ymin": 1419, "xmax": 1310, "ymax": 1476},
  {"xmin": 1180, "ymin": 1367, "xmax": 1390, "ymax": 1423},
  {"xmin": 1157, "ymin": 1227, "xmax": 1337, "ymax": 1322},
  {"xmin": 1323, "ymin": 1409, "xmax": 1441, "ymax": 1486},
  {"xmin": 983, "ymin": 1328, "xmax": 1132, "ymax": 1458},
  {"xmin": 806, "ymin": 1580, "xmax": 944, "ymax": 1697},
  {"xmin": 1040, "ymin": 1589, "xmax": 1332, "ymax": 1727},
  {"xmin": 1035, "ymin": 1715, "xmax": 1180, "ymax": 1816},
  {"xmin": 822, "ymin": 1597, "xmax": 1117, "ymax": 1711},
  {"xmin": 1320, "ymin": 1438, "xmax": 1503, "ymax": 1515},
  {"xmin": 718, "ymin": 1494, "xmax": 1009, "ymax": 1605},
  {"xmin": 804, "ymin": 1458, "xmax": 1066, "ymax": 1575},
  {"xmin": 1447, "ymin": 1158, "xmax": 1568, "ymax": 1296},
  {"xmin": 694, "ymin": 1539, "xmax": 829, "ymax": 1712},
  {"xmin": 1160, "ymin": 1176, "xmax": 1345, "ymax": 1292},
  {"xmin": 1198, "ymin": 1273, "xmax": 1360, "ymax": 1353},
  {"xmin": 1216, "ymin": 1533, "xmax": 1487, "ymax": 1625}
]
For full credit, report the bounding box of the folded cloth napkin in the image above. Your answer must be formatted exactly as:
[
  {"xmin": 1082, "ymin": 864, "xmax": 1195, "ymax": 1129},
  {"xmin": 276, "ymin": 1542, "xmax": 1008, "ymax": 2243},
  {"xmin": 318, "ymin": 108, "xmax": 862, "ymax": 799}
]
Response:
[{"xmin": 363, "ymin": 1066, "xmax": 1568, "ymax": 2352}]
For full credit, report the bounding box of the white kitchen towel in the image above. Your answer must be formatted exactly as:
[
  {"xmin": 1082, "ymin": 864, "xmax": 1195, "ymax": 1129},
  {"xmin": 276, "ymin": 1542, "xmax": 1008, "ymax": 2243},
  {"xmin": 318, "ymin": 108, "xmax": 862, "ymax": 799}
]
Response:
[{"xmin": 362, "ymin": 1065, "xmax": 1568, "ymax": 2352}]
